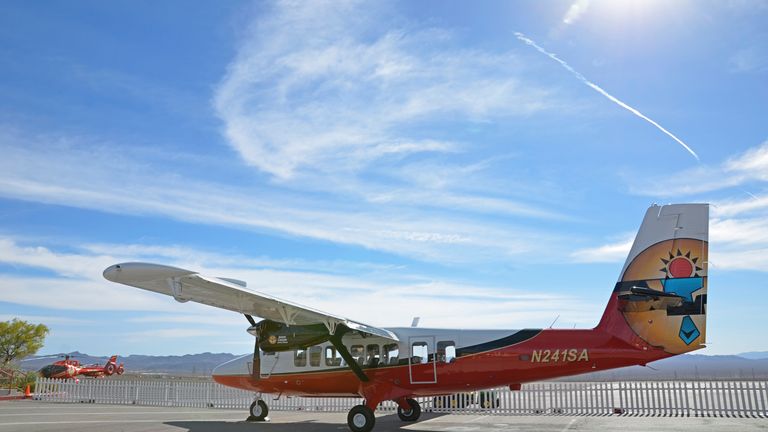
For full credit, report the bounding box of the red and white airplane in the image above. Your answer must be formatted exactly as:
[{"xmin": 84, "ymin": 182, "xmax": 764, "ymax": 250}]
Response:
[{"xmin": 104, "ymin": 203, "xmax": 708, "ymax": 432}]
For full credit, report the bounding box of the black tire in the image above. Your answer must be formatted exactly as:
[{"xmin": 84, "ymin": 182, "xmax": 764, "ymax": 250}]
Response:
[
  {"xmin": 248, "ymin": 399, "xmax": 268, "ymax": 421},
  {"xmin": 347, "ymin": 405, "xmax": 375, "ymax": 432},
  {"xmin": 397, "ymin": 398, "xmax": 421, "ymax": 422}
]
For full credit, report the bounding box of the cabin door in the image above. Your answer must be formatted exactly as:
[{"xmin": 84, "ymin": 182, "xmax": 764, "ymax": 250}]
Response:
[{"xmin": 408, "ymin": 336, "xmax": 437, "ymax": 384}]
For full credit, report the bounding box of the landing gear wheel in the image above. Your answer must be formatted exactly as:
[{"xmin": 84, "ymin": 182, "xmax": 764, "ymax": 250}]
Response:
[
  {"xmin": 248, "ymin": 399, "xmax": 269, "ymax": 421},
  {"xmin": 397, "ymin": 398, "xmax": 421, "ymax": 422},
  {"xmin": 347, "ymin": 405, "xmax": 375, "ymax": 432},
  {"xmin": 105, "ymin": 363, "xmax": 115, "ymax": 375}
]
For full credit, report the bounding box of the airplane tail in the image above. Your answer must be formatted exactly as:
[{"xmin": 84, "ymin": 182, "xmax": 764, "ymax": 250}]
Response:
[{"xmin": 596, "ymin": 203, "xmax": 708, "ymax": 354}]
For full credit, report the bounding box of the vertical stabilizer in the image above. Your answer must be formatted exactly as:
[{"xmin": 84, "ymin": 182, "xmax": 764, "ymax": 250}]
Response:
[{"xmin": 598, "ymin": 204, "xmax": 709, "ymax": 354}]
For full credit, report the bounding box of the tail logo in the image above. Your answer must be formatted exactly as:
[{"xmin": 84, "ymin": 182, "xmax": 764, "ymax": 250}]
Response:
[
  {"xmin": 659, "ymin": 249, "xmax": 703, "ymax": 278},
  {"xmin": 679, "ymin": 316, "xmax": 700, "ymax": 345},
  {"xmin": 619, "ymin": 238, "xmax": 707, "ymax": 354}
]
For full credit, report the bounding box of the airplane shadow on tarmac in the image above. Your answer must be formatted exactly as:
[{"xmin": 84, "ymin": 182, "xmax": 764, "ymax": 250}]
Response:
[{"xmin": 166, "ymin": 412, "xmax": 449, "ymax": 432}]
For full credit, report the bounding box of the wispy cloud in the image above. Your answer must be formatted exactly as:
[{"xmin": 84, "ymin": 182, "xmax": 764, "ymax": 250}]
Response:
[
  {"xmin": 514, "ymin": 32, "xmax": 700, "ymax": 161},
  {"xmin": 563, "ymin": 0, "xmax": 591, "ymax": 25},
  {"xmin": 570, "ymin": 235, "xmax": 633, "ymax": 263},
  {"xmin": 0, "ymin": 126, "xmax": 565, "ymax": 263},
  {"xmin": 628, "ymin": 140, "xmax": 768, "ymax": 198},
  {"xmin": 0, "ymin": 235, "xmax": 596, "ymax": 328},
  {"xmin": 214, "ymin": 1, "xmax": 556, "ymax": 181}
]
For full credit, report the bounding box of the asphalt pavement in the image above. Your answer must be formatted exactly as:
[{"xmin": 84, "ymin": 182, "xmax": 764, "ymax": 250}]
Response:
[{"xmin": 0, "ymin": 400, "xmax": 765, "ymax": 432}]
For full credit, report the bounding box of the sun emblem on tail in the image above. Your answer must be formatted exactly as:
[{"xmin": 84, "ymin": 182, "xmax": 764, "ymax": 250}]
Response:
[{"xmin": 659, "ymin": 249, "xmax": 702, "ymax": 278}]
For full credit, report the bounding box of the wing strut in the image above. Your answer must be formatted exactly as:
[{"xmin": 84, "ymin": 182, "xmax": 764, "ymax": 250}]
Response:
[{"xmin": 328, "ymin": 325, "xmax": 369, "ymax": 382}]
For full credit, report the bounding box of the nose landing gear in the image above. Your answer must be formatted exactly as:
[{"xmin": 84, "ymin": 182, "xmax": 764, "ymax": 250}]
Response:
[
  {"xmin": 247, "ymin": 399, "xmax": 269, "ymax": 422},
  {"xmin": 347, "ymin": 405, "xmax": 375, "ymax": 432}
]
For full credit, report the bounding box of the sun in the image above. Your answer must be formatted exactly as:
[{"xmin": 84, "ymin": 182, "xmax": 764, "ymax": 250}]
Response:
[{"xmin": 659, "ymin": 249, "xmax": 702, "ymax": 278}]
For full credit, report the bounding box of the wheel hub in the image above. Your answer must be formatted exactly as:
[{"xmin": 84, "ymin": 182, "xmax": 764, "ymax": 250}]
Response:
[{"xmin": 352, "ymin": 413, "xmax": 367, "ymax": 428}]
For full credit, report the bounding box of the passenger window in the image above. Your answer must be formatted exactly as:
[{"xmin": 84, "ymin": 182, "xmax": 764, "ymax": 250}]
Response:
[
  {"xmin": 294, "ymin": 348, "xmax": 307, "ymax": 367},
  {"xmin": 383, "ymin": 343, "xmax": 399, "ymax": 365},
  {"xmin": 350, "ymin": 345, "xmax": 365, "ymax": 365},
  {"xmin": 437, "ymin": 341, "xmax": 456, "ymax": 363},
  {"xmin": 365, "ymin": 344, "xmax": 380, "ymax": 367},
  {"xmin": 309, "ymin": 346, "xmax": 322, "ymax": 367},
  {"xmin": 325, "ymin": 346, "xmax": 342, "ymax": 367},
  {"xmin": 411, "ymin": 342, "xmax": 428, "ymax": 364}
]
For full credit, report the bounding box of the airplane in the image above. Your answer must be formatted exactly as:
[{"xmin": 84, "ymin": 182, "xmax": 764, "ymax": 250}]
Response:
[
  {"xmin": 103, "ymin": 203, "xmax": 708, "ymax": 432},
  {"xmin": 38, "ymin": 355, "xmax": 125, "ymax": 379}
]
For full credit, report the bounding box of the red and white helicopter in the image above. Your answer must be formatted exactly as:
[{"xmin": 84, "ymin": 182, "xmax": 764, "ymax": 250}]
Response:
[
  {"xmin": 104, "ymin": 203, "xmax": 708, "ymax": 432},
  {"xmin": 38, "ymin": 355, "xmax": 125, "ymax": 379}
]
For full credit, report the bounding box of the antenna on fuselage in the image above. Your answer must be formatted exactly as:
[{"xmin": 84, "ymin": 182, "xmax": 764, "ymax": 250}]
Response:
[
  {"xmin": 548, "ymin": 315, "xmax": 560, "ymax": 328},
  {"xmin": 411, "ymin": 317, "xmax": 420, "ymax": 327}
]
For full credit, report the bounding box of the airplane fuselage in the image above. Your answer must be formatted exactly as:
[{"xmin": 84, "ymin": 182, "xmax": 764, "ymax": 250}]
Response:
[{"xmin": 213, "ymin": 324, "xmax": 673, "ymax": 400}]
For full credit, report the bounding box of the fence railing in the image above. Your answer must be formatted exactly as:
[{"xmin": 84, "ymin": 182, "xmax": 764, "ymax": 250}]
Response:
[{"xmin": 34, "ymin": 378, "xmax": 768, "ymax": 418}]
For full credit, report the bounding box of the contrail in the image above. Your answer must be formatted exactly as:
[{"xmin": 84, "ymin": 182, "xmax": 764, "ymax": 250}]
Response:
[{"xmin": 514, "ymin": 32, "xmax": 699, "ymax": 161}]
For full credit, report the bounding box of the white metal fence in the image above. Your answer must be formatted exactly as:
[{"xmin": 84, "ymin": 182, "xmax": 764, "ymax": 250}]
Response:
[{"xmin": 34, "ymin": 378, "xmax": 768, "ymax": 418}]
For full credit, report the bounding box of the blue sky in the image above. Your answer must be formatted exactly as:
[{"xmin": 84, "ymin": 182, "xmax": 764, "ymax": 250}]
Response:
[{"xmin": 1, "ymin": 0, "xmax": 767, "ymax": 357}]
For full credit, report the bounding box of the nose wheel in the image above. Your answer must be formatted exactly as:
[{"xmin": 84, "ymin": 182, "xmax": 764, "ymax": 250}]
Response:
[
  {"xmin": 247, "ymin": 399, "xmax": 269, "ymax": 422},
  {"xmin": 347, "ymin": 405, "xmax": 375, "ymax": 432}
]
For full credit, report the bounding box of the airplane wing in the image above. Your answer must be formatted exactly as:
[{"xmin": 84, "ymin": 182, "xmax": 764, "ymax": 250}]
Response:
[{"xmin": 103, "ymin": 262, "xmax": 398, "ymax": 341}]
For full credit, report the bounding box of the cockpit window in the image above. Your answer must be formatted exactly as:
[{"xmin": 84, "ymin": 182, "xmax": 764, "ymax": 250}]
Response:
[
  {"xmin": 350, "ymin": 345, "xmax": 364, "ymax": 365},
  {"xmin": 365, "ymin": 344, "xmax": 380, "ymax": 367},
  {"xmin": 294, "ymin": 348, "xmax": 307, "ymax": 367},
  {"xmin": 383, "ymin": 343, "xmax": 399, "ymax": 365}
]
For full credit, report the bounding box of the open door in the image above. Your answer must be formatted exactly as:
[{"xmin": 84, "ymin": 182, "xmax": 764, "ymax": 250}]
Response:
[{"xmin": 408, "ymin": 336, "xmax": 437, "ymax": 384}]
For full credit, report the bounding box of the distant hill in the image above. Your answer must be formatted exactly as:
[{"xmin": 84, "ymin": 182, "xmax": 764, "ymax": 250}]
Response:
[
  {"xmin": 22, "ymin": 351, "xmax": 768, "ymax": 380},
  {"xmin": 560, "ymin": 354, "xmax": 768, "ymax": 381},
  {"xmin": 736, "ymin": 351, "xmax": 768, "ymax": 360},
  {"xmin": 21, "ymin": 352, "xmax": 246, "ymax": 376}
]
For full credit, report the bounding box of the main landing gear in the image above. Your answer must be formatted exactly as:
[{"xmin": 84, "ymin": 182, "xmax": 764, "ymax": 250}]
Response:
[
  {"xmin": 346, "ymin": 398, "xmax": 421, "ymax": 432},
  {"xmin": 396, "ymin": 398, "xmax": 421, "ymax": 422},
  {"xmin": 247, "ymin": 399, "xmax": 269, "ymax": 422}
]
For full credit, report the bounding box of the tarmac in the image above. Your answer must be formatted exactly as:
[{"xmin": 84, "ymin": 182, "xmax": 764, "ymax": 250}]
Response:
[{"xmin": 0, "ymin": 400, "xmax": 766, "ymax": 432}]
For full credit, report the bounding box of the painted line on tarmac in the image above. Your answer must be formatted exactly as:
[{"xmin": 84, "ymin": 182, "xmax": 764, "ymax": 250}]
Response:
[
  {"xmin": 560, "ymin": 418, "xmax": 578, "ymax": 432},
  {"xmin": 0, "ymin": 410, "xmax": 241, "ymax": 416},
  {"xmin": 0, "ymin": 418, "xmax": 243, "ymax": 426}
]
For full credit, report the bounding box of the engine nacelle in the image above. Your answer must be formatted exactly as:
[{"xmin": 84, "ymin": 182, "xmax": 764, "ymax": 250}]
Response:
[{"xmin": 253, "ymin": 320, "xmax": 330, "ymax": 352}]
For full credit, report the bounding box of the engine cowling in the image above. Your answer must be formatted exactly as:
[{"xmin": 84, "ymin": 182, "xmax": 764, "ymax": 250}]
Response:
[{"xmin": 252, "ymin": 320, "xmax": 330, "ymax": 352}]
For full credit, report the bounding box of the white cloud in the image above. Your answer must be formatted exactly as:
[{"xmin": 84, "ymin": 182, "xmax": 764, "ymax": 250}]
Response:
[
  {"xmin": 0, "ymin": 315, "xmax": 92, "ymax": 325},
  {"xmin": 563, "ymin": 0, "xmax": 591, "ymax": 25},
  {"xmin": 567, "ymin": 214, "xmax": 768, "ymax": 272},
  {"xmin": 0, "ymin": 127, "xmax": 564, "ymax": 263},
  {"xmin": 570, "ymin": 236, "xmax": 633, "ymax": 263},
  {"xmin": 0, "ymin": 235, "xmax": 596, "ymax": 328},
  {"xmin": 628, "ymin": 140, "xmax": 768, "ymax": 198},
  {"xmin": 214, "ymin": 1, "xmax": 555, "ymax": 181}
]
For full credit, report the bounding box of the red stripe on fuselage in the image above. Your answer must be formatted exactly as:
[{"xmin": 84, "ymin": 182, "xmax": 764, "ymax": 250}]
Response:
[{"xmin": 213, "ymin": 327, "xmax": 670, "ymax": 398}]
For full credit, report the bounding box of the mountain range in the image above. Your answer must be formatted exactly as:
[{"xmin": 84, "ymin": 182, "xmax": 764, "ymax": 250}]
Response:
[{"xmin": 21, "ymin": 350, "xmax": 768, "ymax": 380}]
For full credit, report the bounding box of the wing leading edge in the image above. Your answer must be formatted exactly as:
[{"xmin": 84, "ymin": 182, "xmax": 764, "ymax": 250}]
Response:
[{"xmin": 103, "ymin": 262, "xmax": 398, "ymax": 342}]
